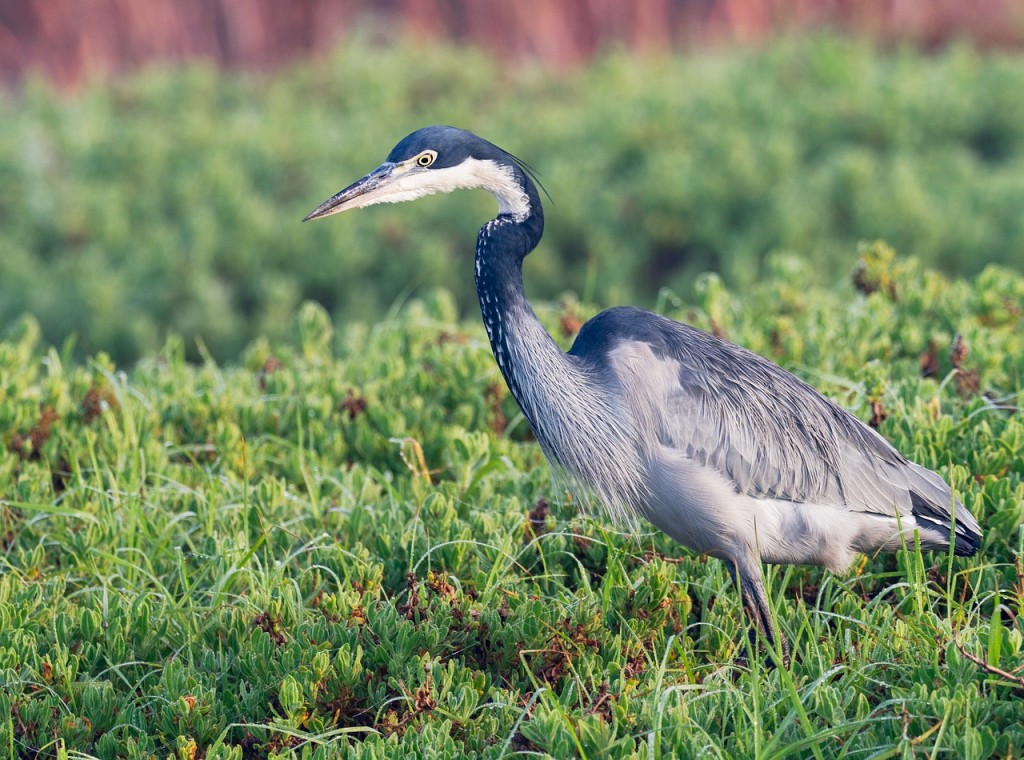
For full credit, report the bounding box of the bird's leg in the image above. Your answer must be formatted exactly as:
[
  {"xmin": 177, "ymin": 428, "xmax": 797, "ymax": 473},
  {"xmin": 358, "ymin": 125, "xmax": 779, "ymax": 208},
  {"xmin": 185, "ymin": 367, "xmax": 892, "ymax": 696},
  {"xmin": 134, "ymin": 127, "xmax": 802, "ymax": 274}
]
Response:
[{"xmin": 730, "ymin": 560, "xmax": 791, "ymax": 668}]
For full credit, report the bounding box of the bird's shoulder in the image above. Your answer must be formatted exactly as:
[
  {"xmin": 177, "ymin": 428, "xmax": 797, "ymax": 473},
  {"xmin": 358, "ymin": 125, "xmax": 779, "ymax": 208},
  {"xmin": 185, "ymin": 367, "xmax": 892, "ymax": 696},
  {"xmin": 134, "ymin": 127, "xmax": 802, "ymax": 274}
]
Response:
[
  {"xmin": 570, "ymin": 305, "xmax": 799, "ymax": 385},
  {"xmin": 569, "ymin": 306, "xmax": 706, "ymax": 363}
]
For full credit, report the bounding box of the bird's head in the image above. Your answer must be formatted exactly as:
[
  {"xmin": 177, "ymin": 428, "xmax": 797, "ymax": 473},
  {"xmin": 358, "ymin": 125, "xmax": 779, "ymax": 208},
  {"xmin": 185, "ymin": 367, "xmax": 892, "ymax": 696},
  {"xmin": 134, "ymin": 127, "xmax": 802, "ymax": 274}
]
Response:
[{"xmin": 303, "ymin": 125, "xmax": 542, "ymax": 223}]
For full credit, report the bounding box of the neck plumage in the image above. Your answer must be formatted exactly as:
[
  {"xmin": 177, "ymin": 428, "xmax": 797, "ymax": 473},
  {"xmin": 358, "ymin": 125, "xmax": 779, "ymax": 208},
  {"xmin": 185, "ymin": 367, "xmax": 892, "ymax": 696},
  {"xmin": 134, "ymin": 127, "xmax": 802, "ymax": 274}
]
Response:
[
  {"xmin": 473, "ymin": 206, "xmax": 650, "ymax": 524},
  {"xmin": 473, "ymin": 211, "xmax": 554, "ymax": 433}
]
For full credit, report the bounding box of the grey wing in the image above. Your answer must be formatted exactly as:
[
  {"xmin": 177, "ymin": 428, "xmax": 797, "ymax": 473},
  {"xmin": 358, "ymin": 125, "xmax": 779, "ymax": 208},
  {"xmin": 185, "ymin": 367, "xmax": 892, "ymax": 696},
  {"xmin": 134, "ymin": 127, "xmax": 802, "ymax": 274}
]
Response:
[
  {"xmin": 656, "ymin": 338, "xmax": 980, "ymax": 552},
  {"xmin": 573, "ymin": 307, "xmax": 980, "ymax": 551},
  {"xmin": 586, "ymin": 309, "xmax": 950, "ymax": 513},
  {"xmin": 659, "ymin": 335, "xmax": 910, "ymax": 512}
]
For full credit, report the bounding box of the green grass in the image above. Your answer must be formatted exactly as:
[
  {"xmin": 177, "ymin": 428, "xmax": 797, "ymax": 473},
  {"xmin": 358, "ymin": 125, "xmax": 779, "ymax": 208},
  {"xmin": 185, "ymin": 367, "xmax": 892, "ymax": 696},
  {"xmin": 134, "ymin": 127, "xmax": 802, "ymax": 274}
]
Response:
[
  {"xmin": 2, "ymin": 246, "xmax": 1023, "ymax": 758},
  {"xmin": 3, "ymin": 36, "xmax": 1024, "ymax": 363}
]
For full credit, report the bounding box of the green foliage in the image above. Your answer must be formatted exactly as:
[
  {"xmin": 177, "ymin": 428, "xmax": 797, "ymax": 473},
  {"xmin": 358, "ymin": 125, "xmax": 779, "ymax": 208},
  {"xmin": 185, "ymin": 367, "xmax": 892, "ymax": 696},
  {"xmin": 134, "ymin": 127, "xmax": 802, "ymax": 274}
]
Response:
[
  {"xmin": 1, "ymin": 253, "xmax": 1022, "ymax": 758},
  {"xmin": 2, "ymin": 37, "xmax": 1024, "ymax": 362}
]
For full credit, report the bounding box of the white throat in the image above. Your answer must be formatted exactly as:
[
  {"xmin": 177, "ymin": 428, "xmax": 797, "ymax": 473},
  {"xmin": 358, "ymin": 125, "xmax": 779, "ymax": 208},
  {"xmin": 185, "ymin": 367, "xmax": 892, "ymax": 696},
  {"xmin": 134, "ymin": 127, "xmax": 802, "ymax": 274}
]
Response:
[{"xmin": 393, "ymin": 158, "xmax": 531, "ymax": 219}]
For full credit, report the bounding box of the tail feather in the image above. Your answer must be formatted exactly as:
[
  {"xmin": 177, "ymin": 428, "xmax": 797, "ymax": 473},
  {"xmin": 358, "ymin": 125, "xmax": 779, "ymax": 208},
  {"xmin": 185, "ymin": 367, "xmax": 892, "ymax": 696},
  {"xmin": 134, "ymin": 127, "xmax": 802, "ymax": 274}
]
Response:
[{"xmin": 907, "ymin": 463, "xmax": 982, "ymax": 557}]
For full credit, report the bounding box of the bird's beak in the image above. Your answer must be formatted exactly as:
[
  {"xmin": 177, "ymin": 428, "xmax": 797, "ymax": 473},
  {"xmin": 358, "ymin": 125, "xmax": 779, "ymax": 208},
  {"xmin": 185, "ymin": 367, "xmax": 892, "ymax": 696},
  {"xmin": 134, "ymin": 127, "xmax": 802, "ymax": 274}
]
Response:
[{"xmin": 302, "ymin": 162, "xmax": 397, "ymax": 221}]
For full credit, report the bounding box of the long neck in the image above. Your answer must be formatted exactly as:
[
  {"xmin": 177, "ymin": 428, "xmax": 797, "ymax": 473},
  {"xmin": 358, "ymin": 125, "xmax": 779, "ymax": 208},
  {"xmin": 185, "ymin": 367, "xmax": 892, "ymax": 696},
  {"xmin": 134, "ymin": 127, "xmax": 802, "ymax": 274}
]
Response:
[
  {"xmin": 473, "ymin": 205, "xmax": 651, "ymax": 523},
  {"xmin": 474, "ymin": 211, "xmax": 557, "ymax": 432}
]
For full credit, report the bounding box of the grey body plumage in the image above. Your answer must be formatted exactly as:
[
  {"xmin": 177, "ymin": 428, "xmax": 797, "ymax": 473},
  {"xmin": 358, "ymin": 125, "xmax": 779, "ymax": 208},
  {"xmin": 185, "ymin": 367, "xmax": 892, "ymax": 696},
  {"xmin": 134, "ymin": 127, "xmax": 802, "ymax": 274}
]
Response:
[{"xmin": 305, "ymin": 125, "xmax": 982, "ymax": 664}]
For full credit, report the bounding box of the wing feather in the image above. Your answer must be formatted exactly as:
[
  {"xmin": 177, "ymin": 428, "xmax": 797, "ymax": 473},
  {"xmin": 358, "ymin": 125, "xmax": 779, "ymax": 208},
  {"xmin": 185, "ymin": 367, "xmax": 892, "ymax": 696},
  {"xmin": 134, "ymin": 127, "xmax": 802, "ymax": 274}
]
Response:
[{"xmin": 574, "ymin": 307, "xmax": 929, "ymax": 517}]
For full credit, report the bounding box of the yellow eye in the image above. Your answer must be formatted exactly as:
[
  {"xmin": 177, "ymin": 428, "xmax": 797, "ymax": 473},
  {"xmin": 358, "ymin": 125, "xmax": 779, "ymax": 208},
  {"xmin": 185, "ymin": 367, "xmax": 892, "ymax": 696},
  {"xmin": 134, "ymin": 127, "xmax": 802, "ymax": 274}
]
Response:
[{"xmin": 416, "ymin": 151, "xmax": 437, "ymax": 167}]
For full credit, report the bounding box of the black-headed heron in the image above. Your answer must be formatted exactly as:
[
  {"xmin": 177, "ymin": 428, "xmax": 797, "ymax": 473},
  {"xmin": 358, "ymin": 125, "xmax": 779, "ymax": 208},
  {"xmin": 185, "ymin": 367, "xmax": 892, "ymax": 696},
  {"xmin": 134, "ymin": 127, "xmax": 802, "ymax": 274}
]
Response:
[{"xmin": 304, "ymin": 126, "xmax": 982, "ymax": 664}]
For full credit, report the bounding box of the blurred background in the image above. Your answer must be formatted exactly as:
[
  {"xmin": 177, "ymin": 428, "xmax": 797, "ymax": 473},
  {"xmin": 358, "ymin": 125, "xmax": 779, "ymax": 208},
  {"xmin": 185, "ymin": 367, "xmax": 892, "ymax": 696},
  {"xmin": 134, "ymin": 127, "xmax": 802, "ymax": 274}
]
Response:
[{"xmin": 2, "ymin": 0, "xmax": 1023, "ymax": 362}]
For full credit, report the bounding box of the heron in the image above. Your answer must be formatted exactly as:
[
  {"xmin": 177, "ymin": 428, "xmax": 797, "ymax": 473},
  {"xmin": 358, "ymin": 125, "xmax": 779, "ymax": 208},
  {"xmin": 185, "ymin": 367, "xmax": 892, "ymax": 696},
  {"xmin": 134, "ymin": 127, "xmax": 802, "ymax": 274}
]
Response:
[{"xmin": 304, "ymin": 125, "xmax": 982, "ymax": 664}]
